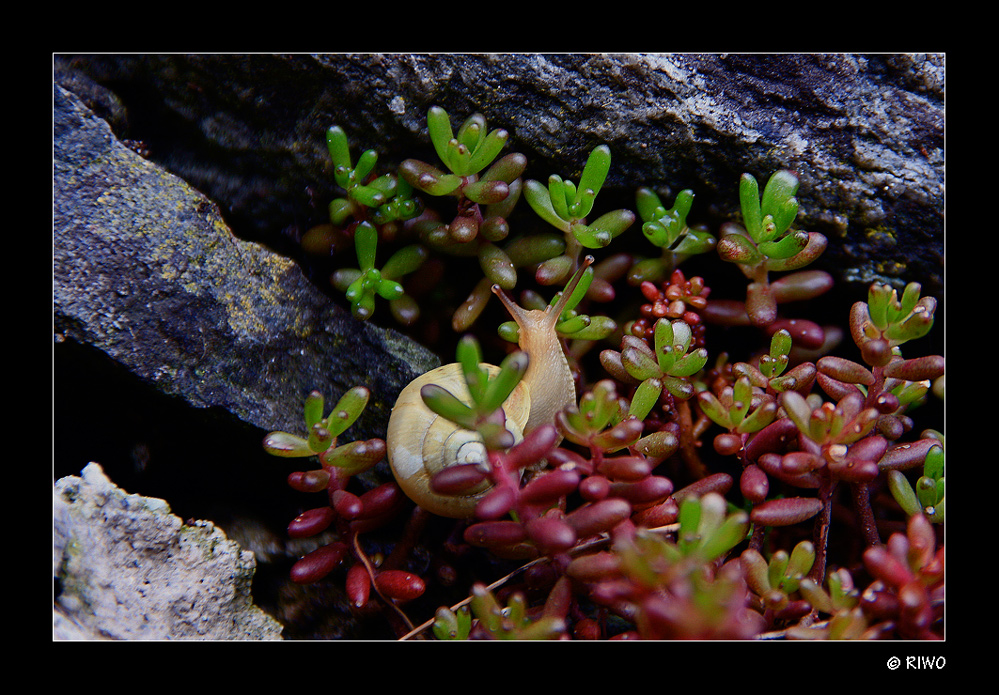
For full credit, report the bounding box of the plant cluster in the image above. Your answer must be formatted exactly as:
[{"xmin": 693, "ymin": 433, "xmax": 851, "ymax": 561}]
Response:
[{"xmin": 267, "ymin": 106, "xmax": 944, "ymax": 640}]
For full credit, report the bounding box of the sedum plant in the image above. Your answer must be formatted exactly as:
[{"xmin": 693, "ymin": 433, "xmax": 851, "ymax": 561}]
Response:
[
  {"xmin": 330, "ymin": 221, "xmax": 428, "ymax": 322},
  {"xmin": 524, "ymin": 145, "xmax": 635, "ymax": 287},
  {"xmin": 888, "ymin": 436, "xmax": 944, "ymax": 523},
  {"xmin": 270, "ymin": 109, "xmax": 943, "ymax": 641},
  {"xmin": 630, "ymin": 187, "xmax": 716, "ymax": 284},
  {"xmin": 716, "ymin": 170, "xmax": 830, "ymax": 327}
]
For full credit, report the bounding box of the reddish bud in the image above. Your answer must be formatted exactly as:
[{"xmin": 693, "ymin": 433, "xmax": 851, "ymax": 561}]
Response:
[
  {"xmin": 608, "ymin": 475, "xmax": 673, "ymax": 508},
  {"xmin": 546, "ymin": 446, "xmax": 593, "ymax": 475},
  {"xmin": 739, "ymin": 464, "xmax": 770, "ymax": 504},
  {"xmin": 878, "ymin": 438, "xmax": 939, "ymax": 471},
  {"xmin": 827, "ymin": 456, "xmax": 879, "ymax": 483},
  {"xmin": 781, "ymin": 451, "xmax": 823, "ymax": 475},
  {"xmin": 525, "ymin": 517, "xmax": 577, "ymax": 554},
  {"xmin": 597, "ymin": 455, "xmax": 653, "ymax": 481},
  {"xmin": 863, "ymin": 545, "xmax": 913, "ymax": 589},
  {"xmin": 375, "ymin": 570, "xmax": 426, "ymax": 603},
  {"xmin": 883, "ymin": 354, "xmax": 945, "ymax": 382},
  {"xmin": 287, "ymin": 469, "xmax": 331, "ymax": 493},
  {"xmin": 702, "ymin": 298, "xmax": 751, "ymax": 326},
  {"xmin": 574, "ymin": 618, "xmax": 602, "ymax": 640},
  {"xmin": 714, "ymin": 433, "xmax": 744, "ymax": 456},
  {"xmin": 630, "ymin": 497, "xmax": 679, "ymax": 528},
  {"xmin": 430, "ymin": 463, "xmax": 488, "ymax": 495},
  {"xmin": 770, "ymin": 269, "xmax": 834, "ymax": 303},
  {"xmin": 672, "ymin": 472, "xmax": 733, "ymax": 504},
  {"xmin": 332, "ymin": 489, "xmax": 363, "ymax": 519},
  {"xmin": 750, "ymin": 497, "xmax": 823, "ymax": 527},
  {"xmin": 579, "ymin": 474, "xmax": 611, "ymax": 501},
  {"xmin": 504, "ymin": 423, "xmax": 560, "ymax": 470},
  {"xmin": 288, "ymin": 506, "xmax": 336, "ymax": 538},
  {"xmin": 817, "ymin": 356, "xmax": 875, "ymax": 386},
  {"xmin": 848, "ymin": 435, "xmax": 889, "ymax": 464},
  {"xmin": 290, "ymin": 541, "xmax": 348, "ymax": 584},
  {"xmin": 520, "ymin": 468, "xmax": 581, "ymax": 506},
  {"xmin": 474, "ymin": 483, "xmax": 517, "ymax": 520},
  {"xmin": 859, "ymin": 337, "xmax": 892, "ymax": 367},
  {"xmin": 345, "ymin": 563, "xmax": 371, "ymax": 608},
  {"xmin": 566, "ymin": 551, "xmax": 622, "ymax": 583},
  {"xmin": 816, "ymin": 372, "xmax": 863, "ymax": 402},
  {"xmin": 464, "ymin": 520, "xmax": 527, "ymax": 548},
  {"xmin": 757, "ymin": 452, "xmax": 822, "ymax": 488},
  {"xmin": 357, "ymin": 482, "xmax": 404, "ymax": 519},
  {"xmin": 744, "ymin": 418, "xmax": 798, "ymax": 462},
  {"xmin": 566, "ymin": 499, "xmax": 632, "ymax": 538}
]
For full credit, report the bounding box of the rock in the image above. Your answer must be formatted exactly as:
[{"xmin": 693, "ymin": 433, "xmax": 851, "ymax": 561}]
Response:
[
  {"xmin": 53, "ymin": 83, "xmax": 438, "ymax": 439},
  {"xmin": 53, "ymin": 463, "xmax": 284, "ymax": 640},
  {"xmin": 55, "ymin": 53, "xmax": 943, "ymax": 296}
]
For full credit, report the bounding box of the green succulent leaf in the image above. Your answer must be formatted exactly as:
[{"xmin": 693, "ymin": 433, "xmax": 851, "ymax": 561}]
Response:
[
  {"xmin": 577, "ymin": 145, "xmax": 611, "ymax": 206},
  {"xmin": 303, "ymin": 391, "xmax": 324, "ymax": 430},
  {"xmin": 758, "ymin": 229, "xmax": 809, "ymax": 259},
  {"xmin": 481, "ymin": 351, "xmax": 528, "ymax": 413},
  {"xmin": 326, "ymin": 126, "xmax": 352, "ymax": 171},
  {"xmin": 326, "ymin": 386, "xmax": 370, "ymax": 436},
  {"xmin": 718, "ymin": 232, "xmax": 763, "ymax": 265},
  {"xmin": 427, "ymin": 106, "xmax": 456, "ymax": 167},
  {"xmin": 262, "ymin": 431, "xmax": 314, "ymax": 457},
  {"xmin": 524, "ymin": 179, "xmax": 571, "ymax": 233},
  {"xmin": 739, "ymin": 173, "xmax": 763, "ymax": 241},
  {"xmin": 628, "ymin": 378, "xmax": 663, "ymax": 420},
  {"xmin": 572, "ymin": 222, "xmax": 613, "ymax": 249},
  {"xmin": 759, "ymin": 170, "xmax": 799, "ymax": 235},
  {"xmin": 421, "ymin": 384, "xmax": 477, "ymax": 430}
]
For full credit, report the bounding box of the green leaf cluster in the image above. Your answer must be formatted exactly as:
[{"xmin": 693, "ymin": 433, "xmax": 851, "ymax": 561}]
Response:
[
  {"xmin": 331, "ymin": 222, "xmax": 427, "ymax": 321},
  {"xmin": 697, "ymin": 375, "xmax": 777, "ymax": 435},
  {"xmin": 631, "ymin": 187, "xmax": 715, "ymax": 282},
  {"xmin": 525, "ymin": 145, "xmax": 635, "ymax": 251},
  {"xmin": 850, "ymin": 281, "xmax": 938, "ymax": 367},
  {"xmin": 326, "ymin": 125, "xmax": 422, "ymax": 226},
  {"xmin": 781, "ymin": 391, "xmax": 879, "ymax": 449},
  {"xmin": 889, "ymin": 440, "xmax": 944, "ymax": 523},
  {"xmin": 731, "ymin": 328, "xmax": 817, "ymax": 395},
  {"xmin": 400, "ymin": 107, "xmax": 525, "ymax": 241},
  {"xmin": 419, "ymin": 335, "xmax": 528, "ymax": 451},
  {"xmin": 790, "ymin": 569, "xmax": 869, "ymax": 639},
  {"xmin": 741, "ymin": 540, "xmax": 815, "ymax": 612},
  {"xmin": 605, "ymin": 319, "xmax": 708, "ymax": 420},
  {"xmin": 462, "ymin": 584, "xmax": 565, "ymax": 639},
  {"xmin": 611, "ymin": 493, "xmax": 749, "ymax": 591},
  {"xmin": 556, "ymin": 379, "xmax": 639, "ymax": 453},
  {"xmin": 262, "ymin": 387, "xmax": 379, "ymax": 475},
  {"xmin": 716, "ymin": 171, "xmax": 828, "ymax": 326}
]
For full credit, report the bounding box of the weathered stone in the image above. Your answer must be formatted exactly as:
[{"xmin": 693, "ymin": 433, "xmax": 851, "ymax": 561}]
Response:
[
  {"xmin": 54, "ymin": 463, "xmax": 284, "ymax": 640},
  {"xmin": 53, "ymin": 84, "xmax": 438, "ymax": 438},
  {"xmin": 55, "ymin": 53, "xmax": 943, "ymax": 296}
]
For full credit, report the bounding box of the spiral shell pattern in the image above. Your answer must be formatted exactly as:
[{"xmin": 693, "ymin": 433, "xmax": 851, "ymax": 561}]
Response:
[{"xmin": 387, "ymin": 363, "xmax": 531, "ymax": 518}]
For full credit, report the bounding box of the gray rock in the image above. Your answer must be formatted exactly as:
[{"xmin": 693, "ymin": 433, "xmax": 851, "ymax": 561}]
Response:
[
  {"xmin": 53, "ymin": 83, "xmax": 438, "ymax": 438},
  {"xmin": 55, "ymin": 53, "xmax": 943, "ymax": 296},
  {"xmin": 53, "ymin": 463, "xmax": 284, "ymax": 640}
]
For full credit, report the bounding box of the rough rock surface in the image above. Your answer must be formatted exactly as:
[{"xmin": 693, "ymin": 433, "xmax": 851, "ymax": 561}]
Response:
[
  {"xmin": 54, "ymin": 83, "xmax": 438, "ymax": 439},
  {"xmin": 55, "ymin": 53, "xmax": 944, "ymax": 296},
  {"xmin": 54, "ymin": 463, "xmax": 283, "ymax": 640}
]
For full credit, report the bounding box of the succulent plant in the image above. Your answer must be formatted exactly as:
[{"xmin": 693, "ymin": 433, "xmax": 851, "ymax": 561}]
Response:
[{"xmin": 266, "ymin": 111, "xmax": 943, "ymax": 640}]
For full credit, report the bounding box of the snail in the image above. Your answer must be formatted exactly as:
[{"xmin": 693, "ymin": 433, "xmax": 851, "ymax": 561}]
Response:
[{"xmin": 386, "ymin": 257, "xmax": 593, "ymax": 518}]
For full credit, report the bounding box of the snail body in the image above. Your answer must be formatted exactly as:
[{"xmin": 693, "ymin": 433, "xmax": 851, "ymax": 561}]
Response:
[{"xmin": 386, "ymin": 258, "xmax": 592, "ymax": 518}]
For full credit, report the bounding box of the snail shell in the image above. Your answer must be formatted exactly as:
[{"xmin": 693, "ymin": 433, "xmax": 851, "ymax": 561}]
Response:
[
  {"xmin": 387, "ymin": 363, "xmax": 531, "ymax": 518},
  {"xmin": 386, "ymin": 256, "xmax": 593, "ymax": 518}
]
